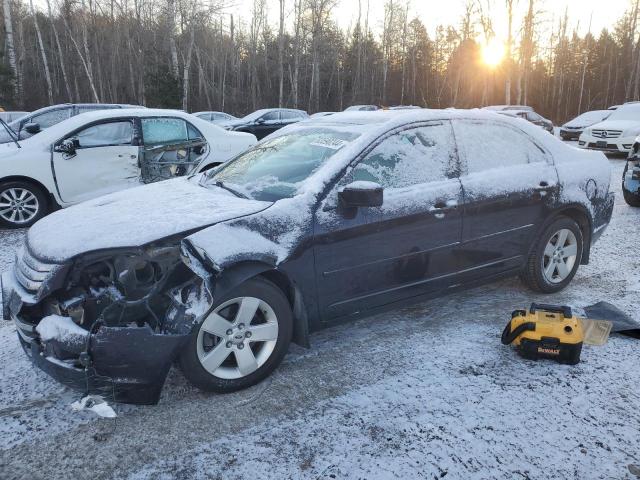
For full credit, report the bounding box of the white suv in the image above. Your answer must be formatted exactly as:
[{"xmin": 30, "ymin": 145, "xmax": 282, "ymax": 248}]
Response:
[
  {"xmin": 578, "ymin": 102, "xmax": 640, "ymax": 154},
  {"xmin": 0, "ymin": 109, "xmax": 256, "ymax": 227}
]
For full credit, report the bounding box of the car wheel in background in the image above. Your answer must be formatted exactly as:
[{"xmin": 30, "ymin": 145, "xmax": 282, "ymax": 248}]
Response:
[
  {"xmin": 521, "ymin": 216, "xmax": 584, "ymax": 293},
  {"xmin": 622, "ymin": 187, "xmax": 640, "ymax": 207},
  {"xmin": 179, "ymin": 277, "xmax": 293, "ymax": 393},
  {"xmin": 0, "ymin": 181, "xmax": 48, "ymax": 228}
]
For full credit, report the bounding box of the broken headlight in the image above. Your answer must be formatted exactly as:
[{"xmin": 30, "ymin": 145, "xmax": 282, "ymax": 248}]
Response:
[{"xmin": 62, "ymin": 246, "xmax": 193, "ymax": 330}]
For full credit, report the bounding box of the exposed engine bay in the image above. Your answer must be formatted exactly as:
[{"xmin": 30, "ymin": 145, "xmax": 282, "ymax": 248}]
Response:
[
  {"xmin": 140, "ymin": 138, "xmax": 208, "ymax": 184},
  {"xmin": 9, "ymin": 245, "xmax": 214, "ymax": 404},
  {"xmin": 20, "ymin": 246, "xmax": 210, "ymax": 335}
]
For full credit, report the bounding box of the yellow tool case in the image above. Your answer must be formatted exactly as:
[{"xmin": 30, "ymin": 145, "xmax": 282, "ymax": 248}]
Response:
[{"xmin": 501, "ymin": 303, "xmax": 583, "ymax": 365}]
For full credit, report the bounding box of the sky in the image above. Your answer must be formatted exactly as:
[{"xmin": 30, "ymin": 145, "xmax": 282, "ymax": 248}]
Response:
[{"xmin": 234, "ymin": 0, "xmax": 632, "ymax": 40}]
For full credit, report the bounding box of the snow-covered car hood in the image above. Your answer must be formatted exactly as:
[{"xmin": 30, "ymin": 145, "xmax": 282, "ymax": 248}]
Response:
[
  {"xmin": 26, "ymin": 177, "xmax": 271, "ymax": 262},
  {"xmin": 587, "ymin": 120, "xmax": 640, "ymax": 132},
  {"xmin": 221, "ymin": 119, "xmax": 251, "ymax": 129}
]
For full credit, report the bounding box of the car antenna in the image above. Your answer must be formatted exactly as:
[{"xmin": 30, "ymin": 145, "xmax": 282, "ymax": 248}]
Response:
[{"xmin": 0, "ymin": 118, "xmax": 20, "ymax": 149}]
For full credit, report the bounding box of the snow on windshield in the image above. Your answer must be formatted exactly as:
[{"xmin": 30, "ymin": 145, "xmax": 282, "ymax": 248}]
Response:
[
  {"xmin": 567, "ymin": 110, "xmax": 610, "ymax": 126},
  {"xmin": 207, "ymin": 128, "xmax": 361, "ymax": 201},
  {"xmin": 240, "ymin": 109, "xmax": 272, "ymax": 122},
  {"xmin": 608, "ymin": 104, "xmax": 640, "ymax": 121}
]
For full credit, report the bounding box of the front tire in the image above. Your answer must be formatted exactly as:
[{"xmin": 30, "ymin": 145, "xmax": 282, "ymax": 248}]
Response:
[
  {"xmin": 623, "ymin": 187, "xmax": 640, "ymax": 207},
  {"xmin": 0, "ymin": 181, "xmax": 48, "ymax": 228},
  {"xmin": 179, "ymin": 277, "xmax": 292, "ymax": 393},
  {"xmin": 521, "ymin": 217, "xmax": 583, "ymax": 293}
]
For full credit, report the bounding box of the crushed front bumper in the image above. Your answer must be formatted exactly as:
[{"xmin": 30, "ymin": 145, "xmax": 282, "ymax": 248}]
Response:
[{"xmin": 12, "ymin": 313, "xmax": 189, "ymax": 405}]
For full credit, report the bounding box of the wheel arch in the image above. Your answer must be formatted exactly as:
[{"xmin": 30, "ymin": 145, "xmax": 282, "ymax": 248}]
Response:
[
  {"xmin": 541, "ymin": 205, "xmax": 593, "ymax": 264},
  {"xmin": 212, "ymin": 261, "xmax": 310, "ymax": 348},
  {"xmin": 0, "ymin": 175, "xmax": 58, "ymax": 210}
]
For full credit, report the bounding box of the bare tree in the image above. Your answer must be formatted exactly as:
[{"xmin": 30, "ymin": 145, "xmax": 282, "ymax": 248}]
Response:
[
  {"xmin": 29, "ymin": 0, "xmax": 53, "ymax": 104},
  {"xmin": 2, "ymin": 0, "xmax": 20, "ymax": 101},
  {"xmin": 278, "ymin": 0, "xmax": 285, "ymax": 107}
]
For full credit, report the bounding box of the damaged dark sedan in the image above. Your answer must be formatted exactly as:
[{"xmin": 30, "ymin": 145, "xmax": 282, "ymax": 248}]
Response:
[{"xmin": 2, "ymin": 110, "xmax": 614, "ymax": 404}]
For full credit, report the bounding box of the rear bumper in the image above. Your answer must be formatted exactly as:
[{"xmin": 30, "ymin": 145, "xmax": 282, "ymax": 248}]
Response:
[
  {"xmin": 592, "ymin": 192, "xmax": 615, "ymax": 244},
  {"xmin": 13, "ymin": 313, "xmax": 188, "ymax": 405}
]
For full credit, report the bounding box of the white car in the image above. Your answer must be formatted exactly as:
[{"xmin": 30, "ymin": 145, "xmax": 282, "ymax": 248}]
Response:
[
  {"xmin": 578, "ymin": 103, "xmax": 640, "ymax": 154},
  {"xmin": 0, "ymin": 109, "xmax": 256, "ymax": 227}
]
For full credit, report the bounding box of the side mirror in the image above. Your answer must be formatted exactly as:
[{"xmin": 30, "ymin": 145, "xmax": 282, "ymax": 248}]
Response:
[
  {"xmin": 255, "ymin": 118, "xmax": 266, "ymax": 125},
  {"xmin": 24, "ymin": 122, "xmax": 41, "ymax": 135},
  {"xmin": 338, "ymin": 181, "xmax": 383, "ymax": 208},
  {"xmin": 56, "ymin": 138, "xmax": 79, "ymax": 156}
]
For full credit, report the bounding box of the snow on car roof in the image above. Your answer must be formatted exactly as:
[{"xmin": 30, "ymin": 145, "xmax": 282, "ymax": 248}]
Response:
[
  {"xmin": 17, "ymin": 108, "xmax": 218, "ymax": 147},
  {"xmin": 268, "ymin": 108, "xmax": 603, "ymax": 196}
]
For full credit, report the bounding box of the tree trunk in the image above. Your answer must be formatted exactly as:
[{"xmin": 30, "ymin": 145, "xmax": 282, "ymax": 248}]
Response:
[
  {"xmin": 505, "ymin": 0, "xmax": 513, "ymax": 104},
  {"xmin": 30, "ymin": 0, "xmax": 54, "ymax": 104},
  {"xmin": 62, "ymin": 15, "xmax": 100, "ymax": 102},
  {"xmin": 2, "ymin": 0, "xmax": 21, "ymax": 103},
  {"xmin": 46, "ymin": 0, "xmax": 72, "ymax": 101},
  {"xmin": 182, "ymin": 20, "xmax": 196, "ymax": 111},
  {"xmin": 278, "ymin": 0, "xmax": 285, "ymax": 107},
  {"xmin": 168, "ymin": 0, "xmax": 180, "ymax": 80}
]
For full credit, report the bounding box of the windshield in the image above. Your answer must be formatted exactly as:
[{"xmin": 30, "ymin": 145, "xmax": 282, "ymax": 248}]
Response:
[
  {"xmin": 204, "ymin": 128, "xmax": 361, "ymax": 201},
  {"xmin": 240, "ymin": 109, "xmax": 272, "ymax": 122},
  {"xmin": 608, "ymin": 104, "xmax": 640, "ymax": 121},
  {"xmin": 0, "ymin": 120, "xmax": 19, "ymax": 144},
  {"xmin": 569, "ymin": 110, "xmax": 610, "ymax": 125}
]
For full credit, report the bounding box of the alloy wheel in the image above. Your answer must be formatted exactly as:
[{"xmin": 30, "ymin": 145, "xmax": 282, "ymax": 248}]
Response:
[
  {"xmin": 541, "ymin": 228, "xmax": 578, "ymax": 284},
  {"xmin": 0, "ymin": 188, "xmax": 39, "ymax": 224},
  {"xmin": 196, "ymin": 296, "xmax": 279, "ymax": 380}
]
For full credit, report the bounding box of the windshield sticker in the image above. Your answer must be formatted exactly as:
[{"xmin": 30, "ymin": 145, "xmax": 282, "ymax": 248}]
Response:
[{"xmin": 309, "ymin": 137, "xmax": 349, "ymax": 150}]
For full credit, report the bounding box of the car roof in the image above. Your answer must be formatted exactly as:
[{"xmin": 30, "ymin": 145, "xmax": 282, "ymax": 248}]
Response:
[
  {"xmin": 24, "ymin": 108, "xmax": 200, "ymax": 143},
  {"xmin": 483, "ymin": 105, "xmax": 533, "ymax": 112}
]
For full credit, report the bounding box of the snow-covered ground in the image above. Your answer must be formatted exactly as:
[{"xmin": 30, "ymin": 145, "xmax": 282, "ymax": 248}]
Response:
[{"xmin": 1, "ymin": 158, "xmax": 639, "ymax": 480}]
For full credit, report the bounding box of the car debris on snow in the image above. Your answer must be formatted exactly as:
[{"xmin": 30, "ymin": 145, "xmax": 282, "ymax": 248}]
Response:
[{"xmin": 70, "ymin": 395, "xmax": 117, "ymax": 418}]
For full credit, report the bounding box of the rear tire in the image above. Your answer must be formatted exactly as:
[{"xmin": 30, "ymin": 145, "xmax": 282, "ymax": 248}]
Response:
[
  {"xmin": 0, "ymin": 181, "xmax": 48, "ymax": 228},
  {"xmin": 623, "ymin": 187, "xmax": 640, "ymax": 207},
  {"xmin": 521, "ymin": 217, "xmax": 584, "ymax": 293},
  {"xmin": 179, "ymin": 277, "xmax": 292, "ymax": 393}
]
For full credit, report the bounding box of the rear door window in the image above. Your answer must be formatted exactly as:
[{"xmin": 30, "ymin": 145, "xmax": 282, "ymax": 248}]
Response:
[{"xmin": 141, "ymin": 118, "xmax": 188, "ymax": 145}]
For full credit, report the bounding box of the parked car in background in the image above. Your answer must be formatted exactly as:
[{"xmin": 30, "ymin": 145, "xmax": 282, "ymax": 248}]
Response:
[
  {"xmin": 193, "ymin": 111, "xmax": 238, "ymax": 124},
  {"xmin": 223, "ymin": 108, "xmax": 308, "ymax": 140},
  {"xmin": 483, "ymin": 105, "xmax": 534, "ymax": 112},
  {"xmin": 2, "ymin": 109, "xmax": 613, "ymax": 404},
  {"xmin": 560, "ymin": 110, "xmax": 611, "ymax": 141},
  {"xmin": 389, "ymin": 105, "xmax": 422, "ymax": 110},
  {"xmin": 497, "ymin": 109, "xmax": 554, "ymax": 134},
  {"xmin": 0, "ymin": 109, "xmax": 256, "ymax": 227},
  {"xmin": 623, "ymin": 137, "xmax": 640, "ymax": 206},
  {"xmin": 0, "ymin": 103, "xmax": 142, "ymax": 144},
  {"xmin": 578, "ymin": 102, "xmax": 640, "ymax": 154},
  {"xmin": 0, "ymin": 111, "xmax": 29, "ymax": 123},
  {"xmin": 310, "ymin": 112, "xmax": 336, "ymax": 118},
  {"xmin": 344, "ymin": 105, "xmax": 380, "ymax": 111}
]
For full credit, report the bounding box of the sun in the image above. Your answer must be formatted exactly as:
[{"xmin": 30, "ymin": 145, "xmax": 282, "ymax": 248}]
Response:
[{"xmin": 482, "ymin": 38, "xmax": 505, "ymax": 67}]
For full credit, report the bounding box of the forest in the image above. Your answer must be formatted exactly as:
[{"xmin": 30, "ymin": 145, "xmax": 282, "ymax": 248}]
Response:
[{"xmin": 1, "ymin": 0, "xmax": 640, "ymax": 123}]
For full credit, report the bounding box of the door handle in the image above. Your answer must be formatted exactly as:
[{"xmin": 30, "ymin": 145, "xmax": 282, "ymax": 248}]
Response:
[
  {"xmin": 536, "ymin": 181, "xmax": 550, "ymax": 189},
  {"xmin": 430, "ymin": 199, "xmax": 458, "ymax": 219}
]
